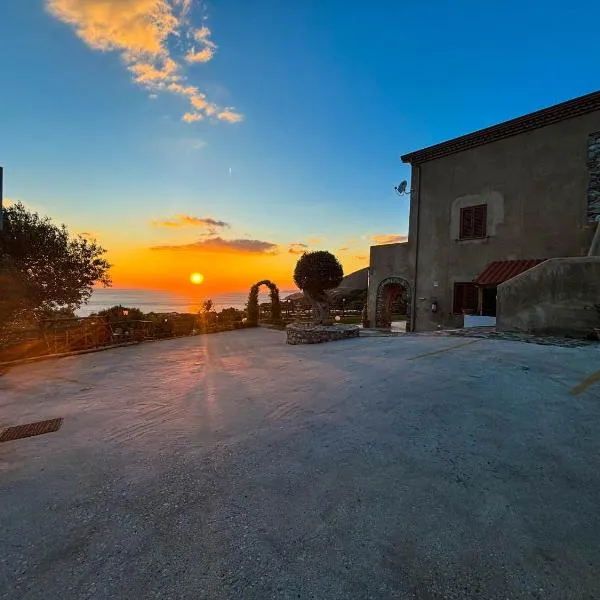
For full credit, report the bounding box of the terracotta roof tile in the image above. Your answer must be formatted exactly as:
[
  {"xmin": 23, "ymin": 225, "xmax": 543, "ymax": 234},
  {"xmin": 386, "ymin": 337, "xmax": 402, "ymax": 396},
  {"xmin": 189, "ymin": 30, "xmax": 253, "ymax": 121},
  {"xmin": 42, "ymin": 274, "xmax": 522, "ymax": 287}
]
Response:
[{"xmin": 475, "ymin": 259, "xmax": 546, "ymax": 286}]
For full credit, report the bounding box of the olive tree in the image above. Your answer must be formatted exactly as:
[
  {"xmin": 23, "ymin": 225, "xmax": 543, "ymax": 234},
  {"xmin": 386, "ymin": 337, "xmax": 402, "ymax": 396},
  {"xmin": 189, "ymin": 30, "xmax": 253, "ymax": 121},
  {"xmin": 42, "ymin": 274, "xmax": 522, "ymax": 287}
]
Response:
[
  {"xmin": 0, "ymin": 202, "xmax": 111, "ymax": 328},
  {"xmin": 293, "ymin": 251, "xmax": 343, "ymax": 325}
]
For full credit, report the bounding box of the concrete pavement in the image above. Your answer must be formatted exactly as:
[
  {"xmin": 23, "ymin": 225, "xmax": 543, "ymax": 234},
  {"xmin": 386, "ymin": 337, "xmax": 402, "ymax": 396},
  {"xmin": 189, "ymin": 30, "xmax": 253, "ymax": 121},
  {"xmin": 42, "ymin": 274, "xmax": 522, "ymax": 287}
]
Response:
[{"xmin": 1, "ymin": 329, "xmax": 599, "ymax": 599}]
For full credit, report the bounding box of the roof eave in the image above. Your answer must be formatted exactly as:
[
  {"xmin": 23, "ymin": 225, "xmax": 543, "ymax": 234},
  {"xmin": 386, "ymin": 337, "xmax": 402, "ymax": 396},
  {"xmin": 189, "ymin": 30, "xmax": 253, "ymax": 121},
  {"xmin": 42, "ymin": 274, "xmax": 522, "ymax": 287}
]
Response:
[{"xmin": 400, "ymin": 90, "xmax": 600, "ymax": 165}]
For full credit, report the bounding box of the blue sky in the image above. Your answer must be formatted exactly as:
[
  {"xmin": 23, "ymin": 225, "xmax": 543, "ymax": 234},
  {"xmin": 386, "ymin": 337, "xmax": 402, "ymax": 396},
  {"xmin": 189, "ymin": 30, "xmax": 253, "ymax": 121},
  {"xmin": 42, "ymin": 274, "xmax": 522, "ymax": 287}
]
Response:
[{"xmin": 1, "ymin": 0, "xmax": 598, "ymax": 291}]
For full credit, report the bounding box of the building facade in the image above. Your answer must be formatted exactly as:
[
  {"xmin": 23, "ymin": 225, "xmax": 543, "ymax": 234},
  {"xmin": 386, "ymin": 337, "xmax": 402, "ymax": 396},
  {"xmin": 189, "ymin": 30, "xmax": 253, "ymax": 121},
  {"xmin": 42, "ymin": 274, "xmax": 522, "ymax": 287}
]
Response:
[{"xmin": 368, "ymin": 90, "xmax": 600, "ymax": 332}]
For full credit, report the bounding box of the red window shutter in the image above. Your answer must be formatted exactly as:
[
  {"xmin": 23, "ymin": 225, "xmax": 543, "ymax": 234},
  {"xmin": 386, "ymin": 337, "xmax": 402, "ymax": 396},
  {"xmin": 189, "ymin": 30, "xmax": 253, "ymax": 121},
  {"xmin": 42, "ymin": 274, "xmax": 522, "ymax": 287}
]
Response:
[
  {"xmin": 460, "ymin": 207, "xmax": 474, "ymax": 239},
  {"xmin": 454, "ymin": 284, "xmax": 463, "ymax": 313},
  {"xmin": 465, "ymin": 284, "xmax": 477, "ymax": 309},
  {"xmin": 473, "ymin": 205, "xmax": 487, "ymax": 238},
  {"xmin": 454, "ymin": 283, "xmax": 478, "ymax": 313},
  {"xmin": 460, "ymin": 204, "xmax": 486, "ymax": 239}
]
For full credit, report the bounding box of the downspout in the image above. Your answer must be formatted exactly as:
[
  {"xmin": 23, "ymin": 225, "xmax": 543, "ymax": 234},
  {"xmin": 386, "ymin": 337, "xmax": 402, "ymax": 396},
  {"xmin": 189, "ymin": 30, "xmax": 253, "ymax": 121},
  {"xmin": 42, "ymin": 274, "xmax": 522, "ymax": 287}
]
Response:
[
  {"xmin": 410, "ymin": 164, "xmax": 422, "ymax": 332},
  {"xmin": 587, "ymin": 217, "xmax": 600, "ymax": 256}
]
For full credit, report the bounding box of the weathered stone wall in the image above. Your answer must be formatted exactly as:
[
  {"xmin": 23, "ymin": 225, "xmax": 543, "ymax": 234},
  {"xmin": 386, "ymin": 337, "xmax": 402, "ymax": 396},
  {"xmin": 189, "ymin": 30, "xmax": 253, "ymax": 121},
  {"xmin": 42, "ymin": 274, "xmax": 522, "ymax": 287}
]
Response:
[
  {"xmin": 286, "ymin": 324, "xmax": 360, "ymax": 345},
  {"xmin": 588, "ymin": 132, "xmax": 600, "ymax": 221},
  {"xmin": 367, "ymin": 243, "xmax": 413, "ymax": 329},
  {"xmin": 497, "ymin": 257, "xmax": 600, "ymax": 336}
]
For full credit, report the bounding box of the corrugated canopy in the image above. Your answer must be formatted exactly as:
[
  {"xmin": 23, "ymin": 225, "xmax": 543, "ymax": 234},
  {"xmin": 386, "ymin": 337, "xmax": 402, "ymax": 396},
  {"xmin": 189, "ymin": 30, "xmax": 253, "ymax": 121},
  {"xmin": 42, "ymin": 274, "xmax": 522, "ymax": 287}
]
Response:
[{"xmin": 475, "ymin": 259, "xmax": 545, "ymax": 286}]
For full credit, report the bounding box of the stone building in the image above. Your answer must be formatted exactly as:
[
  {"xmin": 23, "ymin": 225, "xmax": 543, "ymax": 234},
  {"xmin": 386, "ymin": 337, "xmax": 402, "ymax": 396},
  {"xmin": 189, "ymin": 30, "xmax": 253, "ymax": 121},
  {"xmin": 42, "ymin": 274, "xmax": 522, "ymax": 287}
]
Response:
[{"xmin": 368, "ymin": 90, "xmax": 600, "ymax": 333}]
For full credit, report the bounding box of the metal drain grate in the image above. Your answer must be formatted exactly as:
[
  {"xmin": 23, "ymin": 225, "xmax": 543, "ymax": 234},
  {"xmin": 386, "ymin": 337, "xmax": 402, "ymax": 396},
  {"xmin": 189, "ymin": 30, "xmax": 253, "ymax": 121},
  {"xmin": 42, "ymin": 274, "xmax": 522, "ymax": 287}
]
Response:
[{"xmin": 0, "ymin": 418, "xmax": 63, "ymax": 443}]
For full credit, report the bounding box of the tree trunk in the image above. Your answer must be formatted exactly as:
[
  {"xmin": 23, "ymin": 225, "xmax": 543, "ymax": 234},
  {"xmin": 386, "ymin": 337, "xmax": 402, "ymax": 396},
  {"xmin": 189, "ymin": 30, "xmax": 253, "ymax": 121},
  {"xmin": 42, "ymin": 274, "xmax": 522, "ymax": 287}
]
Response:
[{"xmin": 303, "ymin": 290, "xmax": 331, "ymax": 325}]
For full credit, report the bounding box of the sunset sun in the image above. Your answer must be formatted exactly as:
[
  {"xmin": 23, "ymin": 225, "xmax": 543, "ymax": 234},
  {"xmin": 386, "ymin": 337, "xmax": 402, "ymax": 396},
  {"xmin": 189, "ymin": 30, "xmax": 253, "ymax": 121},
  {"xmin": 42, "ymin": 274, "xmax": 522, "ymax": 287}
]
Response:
[{"xmin": 190, "ymin": 272, "xmax": 204, "ymax": 285}]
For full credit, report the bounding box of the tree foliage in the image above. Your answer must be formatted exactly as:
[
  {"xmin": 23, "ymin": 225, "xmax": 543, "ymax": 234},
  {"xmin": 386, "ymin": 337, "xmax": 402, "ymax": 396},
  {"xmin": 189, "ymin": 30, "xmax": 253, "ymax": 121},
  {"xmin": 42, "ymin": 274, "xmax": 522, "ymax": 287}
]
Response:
[
  {"xmin": 246, "ymin": 280, "xmax": 282, "ymax": 326},
  {"xmin": 0, "ymin": 202, "xmax": 111, "ymax": 325},
  {"xmin": 293, "ymin": 251, "xmax": 343, "ymax": 295},
  {"xmin": 96, "ymin": 305, "xmax": 145, "ymax": 324},
  {"xmin": 293, "ymin": 251, "xmax": 343, "ymax": 325}
]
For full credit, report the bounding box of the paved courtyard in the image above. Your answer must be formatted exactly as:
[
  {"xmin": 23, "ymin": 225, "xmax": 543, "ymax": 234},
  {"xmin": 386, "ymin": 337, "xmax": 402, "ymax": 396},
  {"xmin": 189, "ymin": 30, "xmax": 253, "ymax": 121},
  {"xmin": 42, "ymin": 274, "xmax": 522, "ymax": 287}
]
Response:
[{"xmin": 1, "ymin": 329, "xmax": 599, "ymax": 599}]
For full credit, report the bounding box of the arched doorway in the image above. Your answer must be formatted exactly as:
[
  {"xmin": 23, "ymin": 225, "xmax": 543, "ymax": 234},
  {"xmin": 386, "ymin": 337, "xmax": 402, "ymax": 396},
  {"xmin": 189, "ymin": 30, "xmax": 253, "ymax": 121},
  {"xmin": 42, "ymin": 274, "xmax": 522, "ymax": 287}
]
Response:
[
  {"xmin": 375, "ymin": 277, "xmax": 411, "ymax": 330},
  {"xmin": 246, "ymin": 280, "xmax": 282, "ymax": 326}
]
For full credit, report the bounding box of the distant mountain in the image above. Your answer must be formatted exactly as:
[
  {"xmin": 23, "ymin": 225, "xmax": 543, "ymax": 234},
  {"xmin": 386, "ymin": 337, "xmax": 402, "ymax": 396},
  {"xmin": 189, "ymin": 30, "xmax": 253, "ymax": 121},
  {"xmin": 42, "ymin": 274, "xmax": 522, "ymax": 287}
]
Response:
[
  {"xmin": 336, "ymin": 267, "xmax": 368, "ymax": 292},
  {"xmin": 283, "ymin": 267, "xmax": 368, "ymax": 302}
]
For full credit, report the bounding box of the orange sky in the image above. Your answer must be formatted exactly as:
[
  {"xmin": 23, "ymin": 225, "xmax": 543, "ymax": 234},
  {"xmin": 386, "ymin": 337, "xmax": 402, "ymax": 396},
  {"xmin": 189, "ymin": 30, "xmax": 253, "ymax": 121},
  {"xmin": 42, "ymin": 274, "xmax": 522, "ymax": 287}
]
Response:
[{"xmin": 106, "ymin": 243, "xmax": 367, "ymax": 294}]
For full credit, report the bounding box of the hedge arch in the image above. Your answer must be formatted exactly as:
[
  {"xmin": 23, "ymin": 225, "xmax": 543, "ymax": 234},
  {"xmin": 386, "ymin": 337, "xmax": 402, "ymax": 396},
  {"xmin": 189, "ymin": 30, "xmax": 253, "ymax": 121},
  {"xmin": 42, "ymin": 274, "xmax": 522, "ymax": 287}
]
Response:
[{"xmin": 246, "ymin": 280, "xmax": 282, "ymax": 326}]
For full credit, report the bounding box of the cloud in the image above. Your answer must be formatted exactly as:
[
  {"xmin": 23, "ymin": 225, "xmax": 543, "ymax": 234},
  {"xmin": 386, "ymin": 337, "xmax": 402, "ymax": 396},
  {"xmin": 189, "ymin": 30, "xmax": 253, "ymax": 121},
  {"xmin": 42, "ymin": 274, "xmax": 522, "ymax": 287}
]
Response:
[
  {"xmin": 152, "ymin": 215, "xmax": 230, "ymax": 230},
  {"xmin": 185, "ymin": 25, "xmax": 216, "ymax": 63},
  {"xmin": 288, "ymin": 243, "xmax": 308, "ymax": 255},
  {"xmin": 217, "ymin": 109, "xmax": 244, "ymax": 123},
  {"xmin": 185, "ymin": 46, "xmax": 214, "ymax": 63},
  {"xmin": 150, "ymin": 236, "xmax": 279, "ymax": 254},
  {"xmin": 353, "ymin": 255, "xmax": 368, "ymax": 261},
  {"xmin": 194, "ymin": 25, "xmax": 215, "ymax": 46},
  {"xmin": 370, "ymin": 234, "xmax": 408, "ymax": 245},
  {"xmin": 182, "ymin": 112, "xmax": 202, "ymax": 122},
  {"xmin": 337, "ymin": 247, "xmax": 349, "ymax": 252},
  {"xmin": 46, "ymin": 0, "xmax": 242, "ymax": 124}
]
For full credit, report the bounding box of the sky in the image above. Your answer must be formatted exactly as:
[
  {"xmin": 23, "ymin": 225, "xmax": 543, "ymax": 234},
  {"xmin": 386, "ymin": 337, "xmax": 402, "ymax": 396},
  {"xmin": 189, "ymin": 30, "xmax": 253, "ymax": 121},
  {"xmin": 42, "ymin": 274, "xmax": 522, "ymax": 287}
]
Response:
[{"xmin": 1, "ymin": 0, "xmax": 599, "ymax": 295}]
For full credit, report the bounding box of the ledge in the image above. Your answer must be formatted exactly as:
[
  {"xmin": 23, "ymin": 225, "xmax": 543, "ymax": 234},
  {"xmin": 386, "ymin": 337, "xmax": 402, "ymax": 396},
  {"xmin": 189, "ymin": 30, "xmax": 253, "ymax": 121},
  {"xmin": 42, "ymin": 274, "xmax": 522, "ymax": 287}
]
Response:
[{"xmin": 286, "ymin": 323, "xmax": 360, "ymax": 345}]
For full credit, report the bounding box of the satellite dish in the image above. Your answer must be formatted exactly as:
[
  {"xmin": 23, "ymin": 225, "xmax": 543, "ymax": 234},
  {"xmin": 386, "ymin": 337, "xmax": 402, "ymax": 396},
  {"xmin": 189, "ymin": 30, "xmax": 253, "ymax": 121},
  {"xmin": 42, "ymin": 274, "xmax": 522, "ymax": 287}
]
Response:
[{"xmin": 395, "ymin": 180, "xmax": 408, "ymax": 195}]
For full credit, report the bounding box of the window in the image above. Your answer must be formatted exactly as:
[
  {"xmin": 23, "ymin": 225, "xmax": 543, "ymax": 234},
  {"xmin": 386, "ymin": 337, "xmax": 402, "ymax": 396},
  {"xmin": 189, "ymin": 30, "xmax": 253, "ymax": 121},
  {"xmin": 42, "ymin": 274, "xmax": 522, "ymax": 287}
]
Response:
[
  {"xmin": 460, "ymin": 204, "xmax": 487, "ymax": 239},
  {"xmin": 453, "ymin": 283, "xmax": 478, "ymax": 314}
]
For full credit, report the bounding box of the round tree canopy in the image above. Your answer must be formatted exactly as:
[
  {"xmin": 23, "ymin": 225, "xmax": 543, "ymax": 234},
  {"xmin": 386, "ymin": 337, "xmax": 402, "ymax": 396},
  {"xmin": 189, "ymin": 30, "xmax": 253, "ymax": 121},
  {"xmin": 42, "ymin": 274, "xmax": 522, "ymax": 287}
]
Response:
[{"xmin": 293, "ymin": 251, "xmax": 343, "ymax": 293}]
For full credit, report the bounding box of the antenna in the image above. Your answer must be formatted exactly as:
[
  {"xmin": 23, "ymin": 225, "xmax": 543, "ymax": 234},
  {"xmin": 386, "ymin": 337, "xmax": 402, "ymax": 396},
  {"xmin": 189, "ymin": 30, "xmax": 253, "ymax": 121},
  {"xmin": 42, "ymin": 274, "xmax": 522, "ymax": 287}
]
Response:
[{"xmin": 394, "ymin": 180, "xmax": 410, "ymax": 196}]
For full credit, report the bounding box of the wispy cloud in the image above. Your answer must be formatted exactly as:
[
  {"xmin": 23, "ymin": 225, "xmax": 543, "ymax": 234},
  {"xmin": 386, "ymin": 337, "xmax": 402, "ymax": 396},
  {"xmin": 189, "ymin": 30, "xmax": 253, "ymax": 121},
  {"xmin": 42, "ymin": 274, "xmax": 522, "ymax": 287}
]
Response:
[
  {"xmin": 182, "ymin": 112, "xmax": 203, "ymax": 122},
  {"xmin": 150, "ymin": 236, "xmax": 279, "ymax": 255},
  {"xmin": 185, "ymin": 46, "xmax": 214, "ymax": 64},
  {"xmin": 353, "ymin": 255, "xmax": 368, "ymax": 261},
  {"xmin": 288, "ymin": 242, "xmax": 308, "ymax": 255},
  {"xmin": 46, "ymin": 0, "xmax": 243, "ymax": 124},
  {"xmin": 370, "ymin": 234, "xmax": 408, "ymax": 245},
  {"xmin": 79, "ymin": 231, "xmax": 100, "ymax": 239},
  {"xmin": 185, "ymin": 23, "xmax": 217, "ymax": 63},
  {"xmin": 217, "ymin": 110, "xmax": 244, "ymax": 123},
  {"xmin": 152, "ymin": 215, "xmax": 230, "ymax": 231}
]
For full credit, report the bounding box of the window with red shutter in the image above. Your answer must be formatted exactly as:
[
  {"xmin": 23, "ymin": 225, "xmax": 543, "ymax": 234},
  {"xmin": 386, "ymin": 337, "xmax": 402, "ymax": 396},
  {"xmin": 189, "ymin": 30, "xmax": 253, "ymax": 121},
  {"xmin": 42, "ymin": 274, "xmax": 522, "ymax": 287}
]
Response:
[
  {"xmin": 453, "ymin": 283, "xmax": 478, "ymax": 314},
  {"xmin": 459, "ymin": 204, "xmax": 487, "ymax": 239}
]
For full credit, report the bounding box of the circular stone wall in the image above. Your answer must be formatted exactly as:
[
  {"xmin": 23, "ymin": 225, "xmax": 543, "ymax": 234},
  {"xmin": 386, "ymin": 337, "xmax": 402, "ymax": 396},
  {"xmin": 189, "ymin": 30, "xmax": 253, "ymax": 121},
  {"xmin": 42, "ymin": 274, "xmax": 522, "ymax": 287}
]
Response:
[{"xmin": 286, "ymin": 323, "xmax": 360, "ymax": 345}]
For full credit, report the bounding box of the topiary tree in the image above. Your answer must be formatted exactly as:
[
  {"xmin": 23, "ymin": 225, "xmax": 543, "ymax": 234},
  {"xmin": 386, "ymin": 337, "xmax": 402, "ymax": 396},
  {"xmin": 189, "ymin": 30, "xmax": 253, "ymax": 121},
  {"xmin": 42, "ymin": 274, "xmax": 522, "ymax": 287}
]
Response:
[
  {"xmin": 293, "ymin": 251, "xmax": 343, "ymax": 325},
  {"xmin": 246, "ymin": 286, "xmax": 260, "ymax": 326}
]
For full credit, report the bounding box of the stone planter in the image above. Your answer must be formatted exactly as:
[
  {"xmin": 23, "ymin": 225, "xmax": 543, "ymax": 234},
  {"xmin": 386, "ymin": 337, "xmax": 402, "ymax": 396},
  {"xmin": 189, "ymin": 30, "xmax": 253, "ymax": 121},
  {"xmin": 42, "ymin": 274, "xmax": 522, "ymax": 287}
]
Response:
[{"xmin": 286, "ymin": 323, "xmax": 360, "ymax": 345}]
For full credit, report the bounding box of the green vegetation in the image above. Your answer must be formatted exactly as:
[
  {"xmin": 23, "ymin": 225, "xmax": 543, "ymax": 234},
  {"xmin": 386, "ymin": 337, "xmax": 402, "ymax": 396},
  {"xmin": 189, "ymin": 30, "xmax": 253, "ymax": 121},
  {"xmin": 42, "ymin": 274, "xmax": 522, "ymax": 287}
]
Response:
[
  {"xmin": 293, "ymin": 251, "xmax": 343, "ymax": 325},
  {"xmin": 0, "ymin": 202, "xmax": 111, "ymax": 330},
  {"xmin": 246, "ymin": 280, "xmax": 282, "ymax": 327}
]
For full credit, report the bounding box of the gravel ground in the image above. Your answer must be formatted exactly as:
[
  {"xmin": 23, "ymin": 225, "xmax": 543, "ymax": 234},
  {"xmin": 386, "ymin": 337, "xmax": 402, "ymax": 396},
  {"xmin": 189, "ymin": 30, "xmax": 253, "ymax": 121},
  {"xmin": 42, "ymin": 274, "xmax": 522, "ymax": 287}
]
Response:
[{"xmin": 1, "ymin": 329, "xmax": 600, "ymax": 599}]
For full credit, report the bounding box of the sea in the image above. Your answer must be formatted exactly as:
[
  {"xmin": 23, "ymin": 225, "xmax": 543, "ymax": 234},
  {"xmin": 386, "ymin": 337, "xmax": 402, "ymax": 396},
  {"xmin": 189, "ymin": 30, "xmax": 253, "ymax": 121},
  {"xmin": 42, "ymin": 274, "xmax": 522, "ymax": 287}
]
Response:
[{"xmin": 77, "ymin": 288, "xmax": 299, "ymax": 317}]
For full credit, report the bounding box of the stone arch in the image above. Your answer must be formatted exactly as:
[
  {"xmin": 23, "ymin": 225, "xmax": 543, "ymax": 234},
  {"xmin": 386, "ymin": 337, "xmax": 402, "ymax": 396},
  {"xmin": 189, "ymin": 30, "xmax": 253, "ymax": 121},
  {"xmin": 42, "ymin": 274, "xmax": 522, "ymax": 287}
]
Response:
[
  {"xmin": 246, "ymin": 280, "xmax": 282, "ymax": 326},
  {"xmin": 375, "ymin": 277, "xmax": 412, "ymax": 330}
]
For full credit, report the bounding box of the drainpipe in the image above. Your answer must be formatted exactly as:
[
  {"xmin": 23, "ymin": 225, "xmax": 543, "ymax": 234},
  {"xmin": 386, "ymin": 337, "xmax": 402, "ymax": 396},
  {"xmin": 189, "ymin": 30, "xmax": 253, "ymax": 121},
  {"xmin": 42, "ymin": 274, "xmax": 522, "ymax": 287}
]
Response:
[
  {"xmin": 587, "ymin": 217, "xmax": 600, "ymax": 256},
  {"xmin": 410, "ymin": 164, "xmax": 421, "ymax": 333}
]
